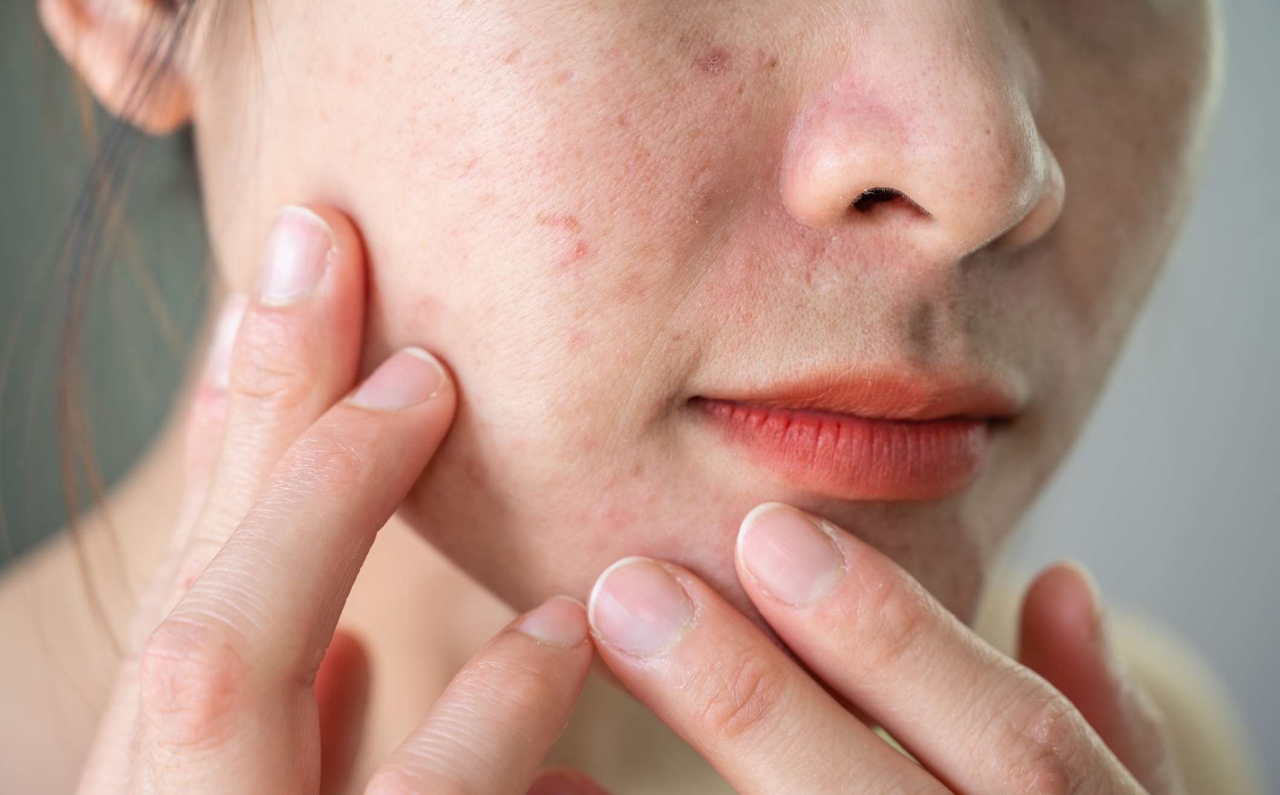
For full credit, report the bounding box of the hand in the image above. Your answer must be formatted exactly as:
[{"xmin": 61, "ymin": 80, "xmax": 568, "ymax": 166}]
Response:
[
  {"xmin": 75, "ymin": 205, "xmax": 604, "ymax": 795},
  {"xmin": 588, "ymin": 503, "xmax": 1184, "ymax": 794}
]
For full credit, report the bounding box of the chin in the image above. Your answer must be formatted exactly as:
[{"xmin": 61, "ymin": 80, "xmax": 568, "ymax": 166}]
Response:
[{"xmin": 397, "ymin": 430, "xmax": 1007, "ymax": 636}]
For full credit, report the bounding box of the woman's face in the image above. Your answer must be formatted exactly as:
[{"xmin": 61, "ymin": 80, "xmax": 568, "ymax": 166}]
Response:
[{"xmin": 193, "ymin": 0, "xmax": 1221, "ymax": 623}]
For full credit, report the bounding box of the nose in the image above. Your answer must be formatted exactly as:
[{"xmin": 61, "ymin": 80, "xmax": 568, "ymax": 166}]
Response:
[{"xmin": 780, "ymin": 4, "xmax": 1065, "ymax": 261}]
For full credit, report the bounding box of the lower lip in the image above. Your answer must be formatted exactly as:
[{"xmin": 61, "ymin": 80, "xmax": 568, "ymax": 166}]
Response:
[{"xmin": 693, "ymin": 398, "xmax": 992, "ymax": 501}]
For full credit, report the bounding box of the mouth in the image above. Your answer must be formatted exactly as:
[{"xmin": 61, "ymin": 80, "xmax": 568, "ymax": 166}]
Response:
[{"xmin": 689, "ymin": 370, "xmax": 1022, "ymax": 502}]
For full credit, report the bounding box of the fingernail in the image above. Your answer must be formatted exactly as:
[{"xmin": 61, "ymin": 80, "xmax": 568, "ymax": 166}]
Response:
[
  {"xmin": 347, "ymin": 347, "xmax": 449, "ymax": 411},
  {"xmin": 588, "ymin": 557, "xmax": 694, "ymax": 658},
  {"xmin": 203, "ymin": 295, "xmax": 247, "ymax": 391},
  {"xmin": 256, "ymin": 206, "xmax": 334, "ymax": 306},
  {"xmin": 516, "ymin": 596, "xmax": 589, "ymax": 648},
  {"xmin": 738, "ymin": 502, "xmax": 846, "ymax": 606}
]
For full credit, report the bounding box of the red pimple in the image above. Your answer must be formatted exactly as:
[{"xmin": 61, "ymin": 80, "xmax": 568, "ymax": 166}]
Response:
[{"xmin": 695, "ymin": 47, "xmax": 733, "ymax": 76}]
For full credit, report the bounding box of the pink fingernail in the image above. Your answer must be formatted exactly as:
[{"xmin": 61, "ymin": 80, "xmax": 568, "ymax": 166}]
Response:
[
  {"xmin": 346, "ymin": 347, "xmax": 449, "ymax": 411},
  {"xmin": 738, "ymin": 502, "xmax": 846, "ymax": 606},
  {"xmin": 588, "ymin": 557, "xmax": 694, "ymax": 657},
  {"xmin": 256, "ymin": 206, "xmax": 334, "ymax": 306},
  {"xmin": 203, "ymin": 295, "xmax": 247, "ymax": 391},
  {"xmin": 516, "ymin": 596, "xmax": 589, "ymax": 648}
]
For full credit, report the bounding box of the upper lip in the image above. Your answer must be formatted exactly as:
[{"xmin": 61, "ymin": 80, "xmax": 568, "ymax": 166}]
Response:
[{"xmin": 695, "ymin": 368, "xmax": 1024, "ymax": 422}]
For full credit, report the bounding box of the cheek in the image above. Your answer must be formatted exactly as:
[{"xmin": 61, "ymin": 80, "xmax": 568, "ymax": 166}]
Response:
[{"xmin": 340, "ymin": 29, "xmax": 782, "ymax": 395}]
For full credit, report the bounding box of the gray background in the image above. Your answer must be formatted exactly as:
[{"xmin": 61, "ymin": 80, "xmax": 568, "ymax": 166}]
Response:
[{"xmin": 1, "ymin": 0, "xmax": 1276, "ymax": 789}]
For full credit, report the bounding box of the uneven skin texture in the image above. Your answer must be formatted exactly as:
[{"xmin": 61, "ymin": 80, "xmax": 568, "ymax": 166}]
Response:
[{"xmin": 192, "ymin": 0, "xmax": 1221, "ymax": 624}]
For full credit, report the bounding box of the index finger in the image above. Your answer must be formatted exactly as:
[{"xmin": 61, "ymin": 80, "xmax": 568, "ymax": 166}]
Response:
[
  {"xmin": 135, "ymin": 347, "xmax": 455, "ymax": 795},
  {"xmin": 735, "ymin": 502, "xmax": 1145, "ymax": 795},
  {"xmin": 366, "ymin": 597, "xmax": 594, "ymax": 795}
]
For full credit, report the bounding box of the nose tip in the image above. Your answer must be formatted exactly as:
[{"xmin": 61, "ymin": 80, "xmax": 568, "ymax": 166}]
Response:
[
  {"xmin": 782, "ymin": 111, "xmax": 1065, "ymax": 260},
  {"xmin": 780, "ymin": 48, "xmax": 1066, "ymax": 262}
]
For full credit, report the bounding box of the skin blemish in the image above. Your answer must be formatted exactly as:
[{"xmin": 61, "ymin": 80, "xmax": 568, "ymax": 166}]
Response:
[
  {"xmin": 503, "ymin": 47, "xmax": 523, "ymax": 65},
  {"xmin": 695, "ymin": 47, "xmax": 733, "ymax": 76},
  {"xmin": 537, "ymin": 213, "xmax": 593, "ymax": 276},
  {"xmin": 537, "ymin": 213, "xmax": 584, "ymax": 234},
  {"xmin": 754, "ymin": 49, "xmax": 780, "ymax": 72}
]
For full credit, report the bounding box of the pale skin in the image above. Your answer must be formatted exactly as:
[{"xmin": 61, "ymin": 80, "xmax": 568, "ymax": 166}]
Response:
[{"xmin": 0, "ymin": 0, "xmax": 1268, "ymax": 791}]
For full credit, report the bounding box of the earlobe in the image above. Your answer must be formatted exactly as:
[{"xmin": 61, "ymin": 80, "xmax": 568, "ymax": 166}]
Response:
[{"xmin": 38, "ymin": 0, "xmax": 194, "ymax": 135}]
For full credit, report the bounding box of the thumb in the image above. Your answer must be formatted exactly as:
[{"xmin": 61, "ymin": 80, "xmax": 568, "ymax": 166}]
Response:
[{"xmin": 1017, "ymin": 561, "xmax": 1184, "ymax": 794}]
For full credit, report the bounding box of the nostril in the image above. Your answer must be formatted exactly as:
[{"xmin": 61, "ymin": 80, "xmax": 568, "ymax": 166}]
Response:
[
  {"xmin": 850, "ymin": 187, "xmax": 903, "ymax": 214},
  {"xmin": 849, "ymin": 187, "xmax": 932, "ymax": 219}
]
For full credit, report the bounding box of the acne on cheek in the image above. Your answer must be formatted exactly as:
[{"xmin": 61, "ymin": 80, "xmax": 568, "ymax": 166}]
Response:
[{"xmin": 536, "ymin": 213, "xmax": 594, "ymax": 277}]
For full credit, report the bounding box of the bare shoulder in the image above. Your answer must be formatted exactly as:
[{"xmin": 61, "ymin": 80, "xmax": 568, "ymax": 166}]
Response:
[
  {"xmin": 0, "ymin": 530, "xmax": 121, "ymax": 793},
  {"xmin": 974, "ymin": 569, "xmax": 1268, "ymax": 795}
]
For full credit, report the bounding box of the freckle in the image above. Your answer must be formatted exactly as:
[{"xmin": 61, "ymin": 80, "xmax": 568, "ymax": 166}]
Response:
[
  {"xmin": 754, "ymin": 49, "xmax": 779, "ymax": 72},
  {"xmin": 555, "ymin": 68, "xmax": 575, "ymax": 84},
  {"xmin": 503, "ymin": 47, "xmax": 523, "ymax": 64},
  {"xmin": 617, "ymin": 111, "xmax": 631, "ymax": 127},
  {"xmin": 695, "ymin": 47, "xmax": 733, "ymax": 76},
  {"xmin": 537, "ymin": 213, "xmax": 584, "ymax": 233}
]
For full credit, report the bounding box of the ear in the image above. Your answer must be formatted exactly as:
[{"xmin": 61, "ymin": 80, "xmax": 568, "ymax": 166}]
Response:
[{"xmin": 38, "ymin": 0, "xmax": 195, "ymax": 135}]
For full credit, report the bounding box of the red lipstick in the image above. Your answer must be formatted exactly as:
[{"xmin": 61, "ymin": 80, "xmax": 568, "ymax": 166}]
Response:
[{"xmin": 692, "ymin": 371, "xmax": 1020, "ymax": 501}]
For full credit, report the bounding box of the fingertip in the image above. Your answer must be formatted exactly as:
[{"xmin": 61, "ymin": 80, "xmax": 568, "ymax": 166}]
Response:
[
  {"xmin": 515, "ymin": 596, "xmax": 590, "ymax": 649},
  {"xmin": 1024, "ymin": 560, "xmax": 1104, "ymax": 644}
]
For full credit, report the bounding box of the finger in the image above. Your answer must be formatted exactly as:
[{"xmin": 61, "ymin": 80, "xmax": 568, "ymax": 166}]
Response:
[
  {"xmin": 317, "ymin": 630, "xmax": 372, "ymax": 795},
  {"xmin": 183, "ymin": 205, "xmax": 367, "ymax": 577},
  {"xmin": 124, "ymin": 296, "xmax": 247, "ymax": 650},
  {"xmin": 735, "ymin": 502, "xmax": 1144, "ymax": 795},
  {"xmin": 73, "ymin": 298, "xmax": 244, "ymax": 795},
  {"xmin": 527, "ymin": 768, "xmax": 612, "ymax": 795},
  {"xmin": 366, "ymin": 597, "xmax": 593, "ymax": 795},
  {"xmin": 1019, "ymin": 562, "xmax": 1184, "ymax": 793},
  {"xmin": 588, "ymin": 557, "xmax": 948, "ymax": 795},
  {"xmin": 177, "ymin": 295, "xmax": 246, "ymax": 530},
  {"xmin": 135, "ymin": 348, "xmax": 454, "ymax": 795}
]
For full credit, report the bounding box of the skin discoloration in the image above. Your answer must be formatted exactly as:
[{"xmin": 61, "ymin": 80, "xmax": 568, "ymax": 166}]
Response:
[
  {"xmin": 194, "ymin": 0, "xmax": 1223, "ymax": 628},
  {"xmin": 695, "ymin": 47, "xmax": 733, "ymax": 75}
]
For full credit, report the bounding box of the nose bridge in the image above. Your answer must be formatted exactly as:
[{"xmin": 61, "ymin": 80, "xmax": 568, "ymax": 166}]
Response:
[{"xmin": 781, "ymin": 1, "xmax": 1056, "ymax": 262}]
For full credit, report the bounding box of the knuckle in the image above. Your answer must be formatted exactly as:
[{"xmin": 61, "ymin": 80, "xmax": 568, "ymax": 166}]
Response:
[
  {"xmin": 849, "ymin": 560, "xmax": 935, "ymax": 671},
  {"xmin": 138, "ymin": 618, "xmax": 250, "ymax": 749},
  {"xmin": 278, "ymin": 432, "xmax": 375, "ymax": 492},
  {"xmin": 230, "ymin": 313, "xmax": 318, "ymax": 411},
  {"xmin": 455, "ymin": 652, "xmax": 561, "ymax": 722},
  {"xmin": 991, "ymin": 690, "xmax": 1092, "ymax": 795},
  {"xmin": 689, "ymin": 646, "xmax": 789, "ymax": 742}
]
